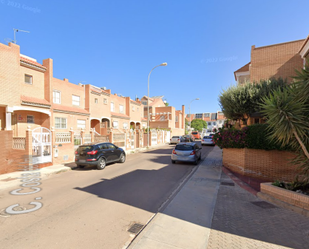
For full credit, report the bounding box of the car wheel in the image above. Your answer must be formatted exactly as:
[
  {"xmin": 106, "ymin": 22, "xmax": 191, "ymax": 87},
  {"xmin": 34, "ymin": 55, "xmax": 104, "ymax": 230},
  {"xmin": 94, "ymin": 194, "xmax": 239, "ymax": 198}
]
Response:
[
  {"xmin": 194, "ymin": 158, "xmax": 198, "ymax": 165},
  {"xmin": 97, "ymin": 158, "xmax": 106, "ymax": 170},
  {"xmin": 171, "ymin": 160, "xmax": 176, "ymax": 164},
  {"xmin": 118, "ymin": 153, "xmax": 126, "ymax": 163}
]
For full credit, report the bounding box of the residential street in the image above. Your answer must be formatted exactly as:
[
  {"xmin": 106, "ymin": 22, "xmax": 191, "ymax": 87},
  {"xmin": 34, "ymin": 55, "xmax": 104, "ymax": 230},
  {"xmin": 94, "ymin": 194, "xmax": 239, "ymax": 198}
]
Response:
[{"xmin": 0, "ymin": 143, "xmax": 214, "ymax": 249}]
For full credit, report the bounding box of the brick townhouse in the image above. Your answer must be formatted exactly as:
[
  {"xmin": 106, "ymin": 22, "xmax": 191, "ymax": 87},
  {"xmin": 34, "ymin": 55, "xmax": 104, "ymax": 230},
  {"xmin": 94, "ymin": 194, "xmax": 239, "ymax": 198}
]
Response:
[
  {"xmin": 233, "ymin": 35, "xmax": 309, "ymax": 126},
  {"xmin": 0, "ymin": 42, "xmax": 185, "ymax": 174},
  {"xmin": 141, "ymin": 96, "xmax": 185, "ymax": 137},
  {"xmin": 186, "ymin": 111, "xmax": 226, "ymax": 132}
]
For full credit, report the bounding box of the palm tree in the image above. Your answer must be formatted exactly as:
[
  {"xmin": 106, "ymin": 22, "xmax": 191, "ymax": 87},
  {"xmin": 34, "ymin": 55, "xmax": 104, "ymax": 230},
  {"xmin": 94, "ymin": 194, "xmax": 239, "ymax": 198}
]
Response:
[{"xmin": 261, "ymin": 60, "xmax": 309, "ymax": 182}]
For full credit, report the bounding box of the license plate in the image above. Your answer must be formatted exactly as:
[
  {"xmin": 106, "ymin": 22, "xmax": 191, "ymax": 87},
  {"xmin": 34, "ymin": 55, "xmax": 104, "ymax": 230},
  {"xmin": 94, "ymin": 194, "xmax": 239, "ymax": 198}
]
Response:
[{"xmin": 79, "ymin": 160, "xmax": 86, "ymax": 163}]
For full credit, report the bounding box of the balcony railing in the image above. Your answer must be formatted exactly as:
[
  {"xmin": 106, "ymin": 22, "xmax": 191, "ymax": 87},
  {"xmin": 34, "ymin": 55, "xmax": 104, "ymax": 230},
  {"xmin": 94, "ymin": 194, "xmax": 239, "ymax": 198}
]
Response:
[{"xmin": 13, "ymin": 137, "xmax": 26, "ymax": 150}]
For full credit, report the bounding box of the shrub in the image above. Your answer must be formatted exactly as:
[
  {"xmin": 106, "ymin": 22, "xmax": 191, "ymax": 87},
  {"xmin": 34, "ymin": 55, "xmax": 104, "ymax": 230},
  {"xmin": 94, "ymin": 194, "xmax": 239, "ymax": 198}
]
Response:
[{"xmin": 213, "ymin": 124, "xmax": 293, "ymax": 151}]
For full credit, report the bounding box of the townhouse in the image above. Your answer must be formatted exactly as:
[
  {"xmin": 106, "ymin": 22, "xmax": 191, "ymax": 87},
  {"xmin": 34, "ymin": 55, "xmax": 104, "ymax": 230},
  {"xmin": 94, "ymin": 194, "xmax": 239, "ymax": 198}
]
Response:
[
  {"xmin": 234, "ymin": 34, "xmax": 309, "ymax": 125},
  {"xmin": 0, "ymin": 42, "xmax": 185, "ymax": 174},
  {"xmin": 186, "ymin": 111, "xmax": 226, "ymax": 132}
]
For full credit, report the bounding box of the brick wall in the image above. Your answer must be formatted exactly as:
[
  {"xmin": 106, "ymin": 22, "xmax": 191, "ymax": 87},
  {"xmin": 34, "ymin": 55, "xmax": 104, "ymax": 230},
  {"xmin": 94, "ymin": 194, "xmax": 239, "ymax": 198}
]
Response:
[
  {"xmin": 20, "ymin": 66, "xmax": 45, "ymax": 99},
  {"xmin": 0, "ymin": 131, "xmax": 29, "ymax": 174},
  {"xmin": 223, "ymin": 148, "xmax": 300, "ymax": 182},
  {"xmin": 250, "ymin": 40, "xmax": 304, "ymax": 83},
  {"xmin": 0, "ymin": 43, "xmax": 20, "ymax": 106}
]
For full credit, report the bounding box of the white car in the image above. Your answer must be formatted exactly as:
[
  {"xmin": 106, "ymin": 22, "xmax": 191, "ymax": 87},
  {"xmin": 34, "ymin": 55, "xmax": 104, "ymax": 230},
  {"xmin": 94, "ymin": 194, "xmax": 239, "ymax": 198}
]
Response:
[
  {"xmin": 201, "ymin": 136, "xmax": 215, "ymax": 146},
  {"xmin": 170, "ymin": 136, "xmax": 183, "ymax": 144}
]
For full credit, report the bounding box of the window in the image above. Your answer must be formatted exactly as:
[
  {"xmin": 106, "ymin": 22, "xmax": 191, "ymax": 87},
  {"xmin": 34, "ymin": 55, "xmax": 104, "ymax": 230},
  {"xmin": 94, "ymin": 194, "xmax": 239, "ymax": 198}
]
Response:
[
  {"xmin": 176, "ymin": 116, "xmax": 179, "ymax": 122},
  {"xmin": 111, "ymin": 102, "xmax": 114, "ymax": 112},
  {"xmin": 218, "ymin": 120, "xmax": 222, "ymax": 124},
  {"xmin": 208, "ymin": 122, "xmax": 211, "ymax": 126},
  {"xmin": 25, "ymin": 74, "xmax": 33, "ymax": 84},
  {"xmin": 142, "ymin": 101, "xmax": 147, "ymax": 105},
  {"xmin": 119, "ymin": 104, "xmax": 124, "ymax": 114},
  {"xmin": 213, "ymin": 122, "xmax": 216, "ymax": 125},
  {"xmin": 77, "ymin": 120, "xmax": 86, "ymax": 129},
  {"xmin": 195, "ymin": 113, "xmax": 203, "ymax": 119},
  {"xmin": 95, "ymin": 98, "xmax": 98, "ymax": 104},
  {"xmin": 72, "ymin": 95, "xmax": 80, "ymax": 106},
  {"xmin": 104, "ymin": 98, "xmax": 108, "ymax": 104},
  {"xmin": 204, "ymin": 113, "xmax": 210, "ymax": 118},
  {"xmin": 160, "ymin": 115, "xmax": 165, "ymax": 121},
  {"xmin": 55, "ymin": 117, "xmax": 67, "ymax": 129},
  {"xmin": 113, "ymin": 121, "xmax": 118, "ymax": 128},
  {"xmin": 53, "ymin": 90, "xmax": 61, "ymax": 104},
  {"xmin": 132, "ymin": 106, "xmax": 135, "ymax": 112},
  {"xmin": 123, "ymin": 123, "xmax": 128, "ymax": 129},
  {"xmin": 27, "ymin": 115, "xmax": 34, "ymax": 123}
]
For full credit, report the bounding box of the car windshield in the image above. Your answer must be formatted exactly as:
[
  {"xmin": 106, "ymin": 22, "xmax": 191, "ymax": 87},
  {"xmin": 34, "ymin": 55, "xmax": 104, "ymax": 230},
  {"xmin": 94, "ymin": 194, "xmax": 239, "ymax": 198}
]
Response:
[{"xmin": 175, "ymin": 144, "xmax": 194, "ymax": 151}]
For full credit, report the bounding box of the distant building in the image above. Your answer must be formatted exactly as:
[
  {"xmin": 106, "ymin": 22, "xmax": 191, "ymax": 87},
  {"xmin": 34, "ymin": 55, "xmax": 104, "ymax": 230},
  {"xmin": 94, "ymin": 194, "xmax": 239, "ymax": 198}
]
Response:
[{"xmin": 186, "ymin": 111, "xmax": 226, "ymax": 132}]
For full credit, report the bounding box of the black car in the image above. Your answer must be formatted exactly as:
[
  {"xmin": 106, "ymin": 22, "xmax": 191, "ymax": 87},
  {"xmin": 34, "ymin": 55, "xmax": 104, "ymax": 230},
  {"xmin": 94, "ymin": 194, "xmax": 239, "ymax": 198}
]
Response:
[{"xmin": 75, "ymin": 142, "xmax": 126, "ymax": 170}]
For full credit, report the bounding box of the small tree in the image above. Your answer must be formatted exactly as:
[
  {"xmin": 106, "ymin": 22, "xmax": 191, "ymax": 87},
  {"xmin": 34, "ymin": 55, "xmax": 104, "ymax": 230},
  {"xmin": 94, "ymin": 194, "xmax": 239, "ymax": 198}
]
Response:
[
  {"xmin": 261, "ymin": 61, "xmax": 309, "ymax": 183},
  {"xmin": 191, "ymin": 119, "xmax": 207, "ymax": 132}
]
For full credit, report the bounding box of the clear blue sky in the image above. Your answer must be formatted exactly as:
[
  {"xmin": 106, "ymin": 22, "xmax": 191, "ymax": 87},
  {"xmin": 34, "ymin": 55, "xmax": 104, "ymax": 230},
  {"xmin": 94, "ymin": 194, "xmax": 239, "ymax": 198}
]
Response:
[{"xmin": 1, "ymin": 0, "xmax": 309, "ymax": 114}]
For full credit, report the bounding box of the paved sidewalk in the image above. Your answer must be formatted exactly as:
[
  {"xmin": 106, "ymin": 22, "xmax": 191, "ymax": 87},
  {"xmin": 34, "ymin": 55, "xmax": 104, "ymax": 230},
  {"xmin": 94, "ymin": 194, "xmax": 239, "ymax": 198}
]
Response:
[{"xmin": 129, "ymin": 146, "xmax": 309, "ymax": 249}]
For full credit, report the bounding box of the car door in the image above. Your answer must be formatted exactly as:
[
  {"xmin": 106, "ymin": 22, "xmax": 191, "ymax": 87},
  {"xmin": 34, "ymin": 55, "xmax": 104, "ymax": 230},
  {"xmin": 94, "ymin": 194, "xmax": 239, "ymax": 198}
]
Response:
[{"xmin": 106, "ymin": 143, "xmax": 119, "ymax": 162}]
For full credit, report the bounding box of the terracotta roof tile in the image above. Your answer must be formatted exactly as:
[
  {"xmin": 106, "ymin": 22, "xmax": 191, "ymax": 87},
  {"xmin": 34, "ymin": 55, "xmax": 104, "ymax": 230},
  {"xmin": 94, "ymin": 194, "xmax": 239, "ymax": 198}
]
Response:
[
  {"xmin": 21, "ymin": 95, "xmax": 51, "ymax": 106},
  {"xmin": 111, "ymin": 112, "xmax": 130, "ymax": 119},
  {"xmin": 53, "ymin": 104, "xmax": 89, "ymax": 114},
  {"xmin": 20, "ymin": 56, "xmax": 46, "ymax": 70}
]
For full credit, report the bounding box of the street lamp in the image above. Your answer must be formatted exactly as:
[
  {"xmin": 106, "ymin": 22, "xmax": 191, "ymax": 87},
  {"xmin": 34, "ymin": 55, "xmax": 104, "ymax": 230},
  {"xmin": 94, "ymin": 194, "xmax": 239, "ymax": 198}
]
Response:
[
  {"xmin": 147, "ymin": 62, "xmax": 167, "ymax": 148},
  {"xmin": 189, "ymin": 98, "xmax": 199, "ymax": 128}
]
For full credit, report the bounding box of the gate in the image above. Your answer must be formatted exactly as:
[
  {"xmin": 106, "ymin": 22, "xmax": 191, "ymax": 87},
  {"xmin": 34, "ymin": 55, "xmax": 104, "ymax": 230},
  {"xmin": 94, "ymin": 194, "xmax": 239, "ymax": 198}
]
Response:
[
  {"xmin": 151, "ymin": 129, "xmax": 157, "ymax": 145},
  {"xmin": 32, "ymin": 127, "xmax": 52, "ymax": 164},
  {"xmin": 130, "ymin": 129, "xmax": 134, "ymax": 149}
]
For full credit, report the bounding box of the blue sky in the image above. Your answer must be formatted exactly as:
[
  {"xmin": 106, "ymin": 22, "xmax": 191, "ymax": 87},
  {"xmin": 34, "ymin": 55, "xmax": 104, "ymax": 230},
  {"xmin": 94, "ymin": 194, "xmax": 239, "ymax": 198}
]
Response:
[{"xmin": 1, "ymin": 0, "xmax": 309, "ymax": 114}]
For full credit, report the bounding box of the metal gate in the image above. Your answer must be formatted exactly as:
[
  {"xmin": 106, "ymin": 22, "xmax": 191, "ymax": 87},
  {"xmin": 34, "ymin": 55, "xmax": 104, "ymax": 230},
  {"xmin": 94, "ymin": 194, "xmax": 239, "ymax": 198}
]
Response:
[
  {"xmin": 130, "ymin": 130, "xmax": 135, "ymax": 149},
  {"xmin": 32, "ymin": 127, "xmax": 52, "ymax": 164},
  {"xmin": 151, "ymin": 129, "xmax": 157, "ymax": 145}
]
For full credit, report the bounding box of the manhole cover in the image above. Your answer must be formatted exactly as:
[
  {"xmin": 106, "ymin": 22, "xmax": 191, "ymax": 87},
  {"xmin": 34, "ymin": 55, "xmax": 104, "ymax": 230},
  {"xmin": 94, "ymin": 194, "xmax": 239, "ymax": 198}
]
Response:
[
  {"xmin": 128, "ymin": 223, "xmax": 144, "ymax": 234},
  {"xmin": 251, "ymin": 201, "xmax": 277, "ymax": 209},
  {"xmin": 221, "ymin": 182, "xmax": 235, "ymax": 186}
]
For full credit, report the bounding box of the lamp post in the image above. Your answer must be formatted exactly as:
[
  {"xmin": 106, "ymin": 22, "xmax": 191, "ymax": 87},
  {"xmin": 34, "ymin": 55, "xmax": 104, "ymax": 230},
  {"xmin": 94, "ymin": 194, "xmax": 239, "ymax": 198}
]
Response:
[
  {"xmin": 189, "ymin": 98, "xmax": 199, "ymax": 129},
  {"xmin": 147, "ymin": 62, "xmax": 167, "ymax": 148}
]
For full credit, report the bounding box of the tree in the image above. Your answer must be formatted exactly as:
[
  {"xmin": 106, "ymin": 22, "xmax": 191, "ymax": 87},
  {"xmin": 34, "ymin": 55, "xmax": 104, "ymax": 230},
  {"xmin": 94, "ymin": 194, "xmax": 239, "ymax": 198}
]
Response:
[
  {"xmin": 219, "ymin": 78, "xmax": 287, "ymax": 124},
  {"xmin": 190, "ymin": 119, "xmax": 207, "ymax": 132},
  {"xmin": 261, "ymin": 61, "xmax": 309, "ymax": 183}
]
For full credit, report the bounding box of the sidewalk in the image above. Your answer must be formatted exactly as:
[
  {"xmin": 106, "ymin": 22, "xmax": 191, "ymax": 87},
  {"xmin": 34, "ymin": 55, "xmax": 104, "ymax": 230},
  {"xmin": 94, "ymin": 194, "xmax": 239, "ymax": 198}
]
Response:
[{"xmin": 129, "ymin": 146, "xmax": 309, "ymax": 249}]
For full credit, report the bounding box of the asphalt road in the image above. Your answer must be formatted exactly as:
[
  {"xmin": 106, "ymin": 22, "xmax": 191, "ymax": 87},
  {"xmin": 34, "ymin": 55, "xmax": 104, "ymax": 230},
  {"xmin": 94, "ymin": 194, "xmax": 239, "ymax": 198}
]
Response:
[{"xmin": 0, "ymin": 143, "xmax": 214, "ymax": 249}]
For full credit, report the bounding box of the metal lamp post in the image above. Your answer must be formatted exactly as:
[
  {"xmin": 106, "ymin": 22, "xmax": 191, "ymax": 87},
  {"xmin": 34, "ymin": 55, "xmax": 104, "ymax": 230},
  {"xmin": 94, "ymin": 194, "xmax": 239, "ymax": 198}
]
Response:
[
  {"xmin": 147, "ymin": 62, "xmax": 167, "ymax": 148},
  {"xmin": 189, "ymin": 98, "xmax": 199, "ymax": 128}
]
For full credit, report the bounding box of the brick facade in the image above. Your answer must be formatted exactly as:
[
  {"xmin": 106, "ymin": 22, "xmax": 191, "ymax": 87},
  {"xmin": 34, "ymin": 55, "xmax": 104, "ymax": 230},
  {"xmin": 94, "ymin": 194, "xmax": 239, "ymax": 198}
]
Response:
[
  {"xmin": 0, "ymin": 42, "xmax": 184, "ymax": 174},
  {"xmin": 222, "ymin": 148, "xmax": 301, "ymax": 182}
]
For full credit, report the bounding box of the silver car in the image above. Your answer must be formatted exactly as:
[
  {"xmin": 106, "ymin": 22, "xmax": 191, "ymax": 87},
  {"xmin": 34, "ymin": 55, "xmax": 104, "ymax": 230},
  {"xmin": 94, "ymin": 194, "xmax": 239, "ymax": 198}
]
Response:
[
  {"xmin": 171, "ymin": 142, "xmax": 202, "ymax": 165},
  {"xmin": 170, "ymin": 136, "xmax": 183, "ymax": 144},
  {"xmin": 201, "ymin": 136, "xmax": 215, "ymax": 146}
]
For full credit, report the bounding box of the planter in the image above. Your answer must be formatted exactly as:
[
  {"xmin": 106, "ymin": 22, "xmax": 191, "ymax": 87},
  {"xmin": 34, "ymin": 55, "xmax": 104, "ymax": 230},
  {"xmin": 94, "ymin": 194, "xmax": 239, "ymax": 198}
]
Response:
[
  {"xmin": 259, "ymin": 182, "xmax": 309, "ymax": 216},
  {"xmin": 223, "ymin": 148, "xmax": 300, "ymax": 182}
]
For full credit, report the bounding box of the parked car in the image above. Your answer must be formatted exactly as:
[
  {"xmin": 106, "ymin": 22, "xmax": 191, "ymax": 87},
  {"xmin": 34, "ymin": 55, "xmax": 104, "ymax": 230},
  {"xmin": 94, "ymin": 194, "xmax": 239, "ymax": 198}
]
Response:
[
  {"xmin": 171, "ymin": 142, "xmax": 202, "ymax": 165},
  {"xmin": 75, "ymin": 142, "xmax": 126, "ymax": 170},
  {"xmin": 182, "ymin": 134, "xmax": 194, "ymax": 142},
  {"xmin": 209, "ymin": 133, "xmax": 215, "ymax": 137},
  {"xmin": 191, "ymin": 131, "xmax": 201, "ymax": 140},
  {"xmin": 170, "ymin": 136, "xmax": 183, "ymax": 144},
  {"xmin": 201, "ymin": 136, "xmax": 215, "ymax": 146}
]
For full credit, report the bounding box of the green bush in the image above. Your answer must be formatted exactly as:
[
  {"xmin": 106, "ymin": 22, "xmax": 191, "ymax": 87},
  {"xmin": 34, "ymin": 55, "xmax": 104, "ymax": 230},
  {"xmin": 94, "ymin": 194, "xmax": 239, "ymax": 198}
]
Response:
[{"xmin": 213, "ymin": 124, "xmax": 292, "ymax": 151}]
